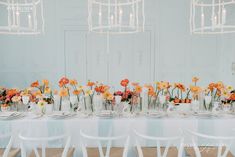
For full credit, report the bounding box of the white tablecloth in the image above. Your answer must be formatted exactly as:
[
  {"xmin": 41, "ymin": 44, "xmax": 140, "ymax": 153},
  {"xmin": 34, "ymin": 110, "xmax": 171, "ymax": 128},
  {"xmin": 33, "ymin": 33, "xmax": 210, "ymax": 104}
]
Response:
[{"xmin": 1, "ymin": 114, "xmax": 235, "ymax": 157}]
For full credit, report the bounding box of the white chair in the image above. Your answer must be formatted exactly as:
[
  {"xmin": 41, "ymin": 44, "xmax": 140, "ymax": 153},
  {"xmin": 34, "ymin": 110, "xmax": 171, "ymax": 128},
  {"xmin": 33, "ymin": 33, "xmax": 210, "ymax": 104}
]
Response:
[
  {"xmin": 80, "ymin": 130, "xmax": 130, "ymax": 157},
  {"xmin": 185, "ymin": 129, "xmax": 235, "ymax": 157},
  {"xmin": 19, "ymin": 133, "xmax": 75, "ymax": 157},
  {"xmin": 134, "ymin": 130, "xmax": 184, "ymax": 157},
  {"xmin": 0, "ymin": 133, "xmax": 20, "ymax": 157}
]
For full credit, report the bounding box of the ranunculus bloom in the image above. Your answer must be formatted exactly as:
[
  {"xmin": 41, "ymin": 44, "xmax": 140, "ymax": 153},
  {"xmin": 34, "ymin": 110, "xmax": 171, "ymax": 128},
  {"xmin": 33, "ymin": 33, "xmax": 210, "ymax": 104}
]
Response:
[{"xmin": 31, "ymin": 81, "xmax": 39, "ymax": 88}]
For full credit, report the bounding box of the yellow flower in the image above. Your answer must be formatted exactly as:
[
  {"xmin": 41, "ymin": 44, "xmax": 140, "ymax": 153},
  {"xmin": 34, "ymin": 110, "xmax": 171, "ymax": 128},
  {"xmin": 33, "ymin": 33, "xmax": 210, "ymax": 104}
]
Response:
[
  {"xmin": 38, "ymin": 100, "xmax": 46, "ymax": 108},
  {"xmin": 227, "ymin": 86, "xmax": 233, "ymax": 91},
  {"xmin": 44, "ymin": 87, "xmax": 51, "ymax": 94},
  {"xmin": 78, "ymin": 86, "xmax": 84, "ymax": 91},
  {"xmin": 103, "ymin": 91, "xmax": 113, "ymax": 100},
  {"xmin": 42, "ymin": 79, "xmax": 49, "ymax": 86},
  {"xmin": 85, "ymin": 90, "xmax": 93, "ymax": 96}
]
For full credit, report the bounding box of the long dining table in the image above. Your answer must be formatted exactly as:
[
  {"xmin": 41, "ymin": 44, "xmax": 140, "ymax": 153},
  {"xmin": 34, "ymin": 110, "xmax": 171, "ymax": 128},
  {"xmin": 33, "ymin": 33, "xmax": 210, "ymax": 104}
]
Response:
[{"xmin": 1, "ymin": 112, "xmax": 235, "ymax": 157}]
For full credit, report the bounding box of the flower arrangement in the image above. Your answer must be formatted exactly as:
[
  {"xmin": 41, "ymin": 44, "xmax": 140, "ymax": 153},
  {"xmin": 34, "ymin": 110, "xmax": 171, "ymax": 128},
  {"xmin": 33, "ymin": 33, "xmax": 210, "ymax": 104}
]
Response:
[
  {"xmin": 1, "ymin": 76, "xmax": 235, "ymax": 113},
  {"xmin": 102, "ymin": 90, "xmax": 114, "ymax": 110}
]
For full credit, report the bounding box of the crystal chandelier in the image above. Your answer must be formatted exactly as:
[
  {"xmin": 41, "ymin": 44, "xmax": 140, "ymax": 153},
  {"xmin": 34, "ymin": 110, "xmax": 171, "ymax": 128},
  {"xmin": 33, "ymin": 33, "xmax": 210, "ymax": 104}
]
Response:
[
  {"xmin": 0, "ymin": 0, "xmax": 45, "ymax": 35},
  {"xmin": 88, "ymin": 0, "xmax": 145, "ymax": 34},
  {"xmin": 190, "ymin": 0, "xmax": 235, "ymax": 34}
]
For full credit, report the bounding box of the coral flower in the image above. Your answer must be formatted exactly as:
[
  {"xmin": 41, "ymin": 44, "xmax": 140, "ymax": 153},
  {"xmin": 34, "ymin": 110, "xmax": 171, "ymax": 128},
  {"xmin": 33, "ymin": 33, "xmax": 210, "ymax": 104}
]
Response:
[
  {"xmin": 59, "ymin": 77, "xmax": 69, "ymax": 87},
  {"xmin": 42, "ymin": 79, "xmax": 49, "ymax": 86},
  {"xmin": 70, "ymin": 79, "xmax": 78, "ymax": 86},
  {"xmin": 73, "ymin": 90, "xmax": 81, "ymax": 95},
  {"xmin": 6, "ymin": 89, "xmax": 18, "ymax": 97},
  {"xmin": 120, "ymin": 79, "xmax": 129, "ymax": 87},
  {"xmin": 31, "ymin": 81, "xmax": 39, "ymax": 88},
  {"xmin": 59, "ymin": 88, "xmax": 68, "ymax": 97}
]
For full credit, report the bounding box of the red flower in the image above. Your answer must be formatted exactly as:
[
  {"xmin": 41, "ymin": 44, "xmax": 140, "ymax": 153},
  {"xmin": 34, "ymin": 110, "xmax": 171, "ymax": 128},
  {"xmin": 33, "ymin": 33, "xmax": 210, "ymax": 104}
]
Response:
[
  {"xmin": 59, "ymin": 77, "xmax": 69, "ymax": 87},
  {"xmin": 120, "ymin": 79, "xmax": 129, "ymax": 87}
]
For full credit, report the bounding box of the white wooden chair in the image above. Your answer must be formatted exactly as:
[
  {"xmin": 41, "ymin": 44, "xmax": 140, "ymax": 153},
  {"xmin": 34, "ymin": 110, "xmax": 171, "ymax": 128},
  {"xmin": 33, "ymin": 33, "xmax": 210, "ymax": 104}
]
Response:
[
  {"xmin": 185, "ymin": 129, "xmax": 235, "ymax": 157},
  {"xmin": 0, "ymin": 133, "xmax": 20, "ymax": 157},
  {"xmin": 80, "ymin": 130, "xmax": 130, "ymax": 157},
  {"xmin": 19, "ymin": 133, "xmax": 74, "ymax": 157},
  {"xmin": 134, "ymin": 130, "xmax": 184, "ymax": 157}
]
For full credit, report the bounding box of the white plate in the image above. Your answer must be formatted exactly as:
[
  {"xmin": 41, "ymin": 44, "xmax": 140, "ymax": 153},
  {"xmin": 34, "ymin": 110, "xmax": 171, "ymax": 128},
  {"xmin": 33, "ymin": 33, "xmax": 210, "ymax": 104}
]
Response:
[
  {"xmin": 193, "ymin": 112, "xmax": 214, "ymax": 118},
  {"xmin": 0, "ymin": 112, "xmax": 24, "ymax": 120},
  {"xmin": 145, "ymin": 111, "xmax": 166, "ymax": 118},
  {"xmin": 96, "ymin": 111, "xmax": 116, "ymax": 119},
  {"xmin": 47, "ymin": 112, "xmax": 76, "ymax": 119}
]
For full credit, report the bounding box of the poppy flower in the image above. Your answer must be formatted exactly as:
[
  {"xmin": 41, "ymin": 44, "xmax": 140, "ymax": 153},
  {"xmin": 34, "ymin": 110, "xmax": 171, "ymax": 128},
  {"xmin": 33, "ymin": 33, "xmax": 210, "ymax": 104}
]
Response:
[
  {"xmin": 31, "ymin": 81, "xmax": 39, "ymax": 88},
  {"xmin": 120, "ymin": 79, "xmax": 129, "ymax": 87},
  {"xmin": 59, "ymin": 77, "xmax": 69, "ymax": 87},
  {"xmin": 70, "ymin": 79, "xmax": 78, "ymax": 86}
]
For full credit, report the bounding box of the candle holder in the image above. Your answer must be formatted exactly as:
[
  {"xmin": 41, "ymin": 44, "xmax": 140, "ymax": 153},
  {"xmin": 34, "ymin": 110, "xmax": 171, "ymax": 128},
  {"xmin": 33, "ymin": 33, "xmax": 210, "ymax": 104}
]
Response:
[
  {"xmin": 88, "ymin": 0, "xmax": 145, "ymax": 34},
  {"xmin": 190, "ymin": 0, "xmax": 235, "ymax": 34},
  {"xmin": 0, "ymin": 0, "xmax": 45, "ymax": 35}
]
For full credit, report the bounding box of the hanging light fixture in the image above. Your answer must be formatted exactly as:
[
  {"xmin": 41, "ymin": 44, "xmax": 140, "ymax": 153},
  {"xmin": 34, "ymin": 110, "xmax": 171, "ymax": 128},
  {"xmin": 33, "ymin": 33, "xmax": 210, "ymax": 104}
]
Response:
[
  {"xmin": 88, "ymin": 0, "xmax": 145, "ymax": 34},
  {"xmin": 190, "ymin": 0, "xmax": 235, "ymax": 34},
  {"xmin": 0, "ymin": 0, "xmax": 45, "ymax": 35}
]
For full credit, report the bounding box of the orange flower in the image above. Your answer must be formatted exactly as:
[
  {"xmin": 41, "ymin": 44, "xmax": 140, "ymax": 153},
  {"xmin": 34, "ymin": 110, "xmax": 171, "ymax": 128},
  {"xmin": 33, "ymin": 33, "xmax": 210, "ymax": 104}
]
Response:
[
  {"xmin": 31, "ymin": 81, "xmax": 39, "ymax": 88},
  {"xmin": 120, "ymin": 79, "xmax": 129, "ymax": 87},
  {"xmin": 135, "ymin": 85, "xmax": 142, "ymax": 94},
  {"xmin": 192, "ymin": 77, "xmax": 199, "ymax": 83},
  {"xmin": 73, "ymin": 89, "xmax": 81, "ymax": 95},
  {"xmin": 42, "ymin": 79, "xmax": 49, "ymax": 86},
  {"xmin": 70, "ymin": 79, "xmax": 78, "ymax": 86},
  {"xmin": 176, "ymin": 83, "xmax": 186, "ymax": 92},
  {"xmin": 208, "ymin": 83, "xmax": 215, "ymax": 91},
  {"xmin": 95, "ymin": 85, "xmax": 109, "ymax": 93},
  {"xmin": 6, "ymin": 89, "xmax": 18, "ymax": 97},
  {"xmin": 190, "ymin": 85, "xmax": 201, "ymax": 94},
  {"xmin": 87, "ymin": 81, "xmax": 95, "ymax": 87},
  {"xmin": 59, "ymin": 77, "xmax": 69, "ymax": 87},
  {"xmin": 148, "ymin": 90, "xmax": 156, "ymax": 97},
  {"xmin": 229, "ymin": 93, "xmax": 235, "ymax": 101},
  {"xmin": 59, "ymin": 88, "xmax": 68, "ymax": 97},
  {"xmin": 215, "ymin": 81, "xmax": 224, "ymax": 90}
]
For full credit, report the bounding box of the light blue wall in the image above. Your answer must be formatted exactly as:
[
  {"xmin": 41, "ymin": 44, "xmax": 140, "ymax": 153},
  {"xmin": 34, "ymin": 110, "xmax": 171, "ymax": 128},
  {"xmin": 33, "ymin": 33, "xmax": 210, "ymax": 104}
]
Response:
[{"xmin": 0, "ymin": 0, "xmax": 235, "ymax": 89}]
